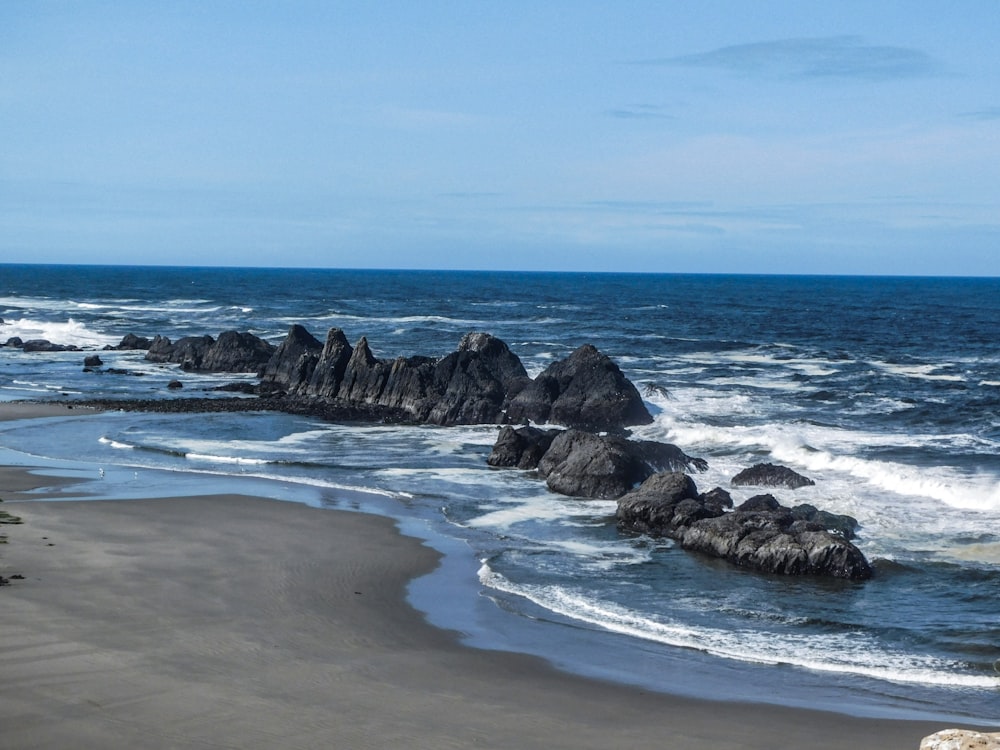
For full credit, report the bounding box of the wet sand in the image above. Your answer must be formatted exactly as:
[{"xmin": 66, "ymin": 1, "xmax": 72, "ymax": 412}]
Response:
[{"xmin": 0, "ymin": 403, "xmax": 962, "ymax": 749}]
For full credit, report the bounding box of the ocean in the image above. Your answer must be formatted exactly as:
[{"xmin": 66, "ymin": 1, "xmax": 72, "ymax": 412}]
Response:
[{"xmin": 1, "ymin": 264, "xmax": 998, "ymax": 721}]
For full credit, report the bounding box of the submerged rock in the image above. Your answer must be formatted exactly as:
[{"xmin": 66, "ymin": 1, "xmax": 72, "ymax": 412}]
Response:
[{"xmin": 731, "ymin": 462, "xmax": 815, "ymax": 489}]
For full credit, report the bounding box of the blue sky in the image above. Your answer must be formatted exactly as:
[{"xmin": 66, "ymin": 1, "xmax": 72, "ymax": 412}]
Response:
[{"xmin": 3, "ymin": 2, "xmax": 999, "ymax": 275}]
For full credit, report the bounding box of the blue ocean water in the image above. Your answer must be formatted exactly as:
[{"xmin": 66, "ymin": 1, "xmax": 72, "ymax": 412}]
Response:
[{"xmin": 1, "ymin": 264, "xmax": 998, "ymax": 720}]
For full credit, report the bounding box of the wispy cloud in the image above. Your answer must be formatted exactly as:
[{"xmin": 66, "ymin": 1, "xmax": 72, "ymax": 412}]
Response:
[
  {"xmin": 958, "ymin": 106, "xmax": 1000, "ymax": 120},
  {"xmin": 634, "ymin": 36, "xmax": 941, "ymax": 82},
  {"xmin": 605, "ymin": 104, "xmax": 674, "ymax": 120}
]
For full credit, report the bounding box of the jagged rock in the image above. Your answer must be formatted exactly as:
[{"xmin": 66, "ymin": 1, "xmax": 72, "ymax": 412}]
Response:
[
  {"xmin": 487, "ymin": 425, "xmax": 561, "ymax": 469},
  {"xmin": 83, "ymin": 355, "xmax": 103, "ymax": 368},
  {"xmin": 259, "ymin": 324, "xmax": 324, "ymax": 393},
  {"xmin": 616, "ymin": 480, "xmax": 871, "ymax": 579},
  {"xmin": 920, "ymin": 729, "xmax": 1000, "ymax": 750},
  {"xmin": 146, "ymin": 331, "xmax": 273, "ymax": 373},
  {"xmin": 507, "ymin": 344, "xmax": 652, "ymax": 431},
  {"xmin": 731, "ymin": 462, "xmax": 815, "ymax": 489},
  {"xmin": 536, "ymin": 429, "xmax": 707, "ymax": 500},
  {"xmin": 261, "ymin": 328, "xmax": 528, "ymax": 425},
  {"xmin": 307, "ymin": 328, "xmax": 353, "ymax": 397},
  {"xmin": 425, "ymin": 333, "xmax": 529, "ymax": 425}
]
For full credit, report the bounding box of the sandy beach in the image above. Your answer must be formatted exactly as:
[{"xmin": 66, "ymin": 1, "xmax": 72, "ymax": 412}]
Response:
[{"xmin": 0, "ymin": 403, "xmax": 974, "ymax": 749}]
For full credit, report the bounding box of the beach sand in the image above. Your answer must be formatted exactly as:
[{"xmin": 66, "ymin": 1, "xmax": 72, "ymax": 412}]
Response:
[{"xmin": 0, "ymin": 404, "xmax": 957, "ymax": 749}]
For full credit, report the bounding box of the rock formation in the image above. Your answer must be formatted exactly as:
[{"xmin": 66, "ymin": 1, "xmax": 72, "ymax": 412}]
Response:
[
  {"xmin": 731, "ymin": 462, "xmax": 815, "ymax": 489},
  {"xmin": 506, "ymin": 344, "xmax": 652, "ymax": 431},
  {"xmin": 146, "ymin": 332, "xmax": 275, "ymax": 373},
  {"xmin": 487, "ymin": 425, "xmax": 707, "ymax": 500},
  {"xmin": 616, "ymin": 474, "xmax": 871, "ymax": 579}
]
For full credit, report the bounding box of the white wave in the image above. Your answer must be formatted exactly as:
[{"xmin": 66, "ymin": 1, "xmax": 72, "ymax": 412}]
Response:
[
  {"xmin": 0, "ymin": 317, "xmax": 118, "ymax": 348},
  {"xmin": 98, "ymin": 436, "xmax": 134, "ymax": 450},
  {"xmin": 871, "ymin": 361, "xmax": 966, "ymax": 383},
  {"xmin": 479, "ymin": 565, "xmax": 999, "ymax": 689},
  {"xmin": 772, "ymin": 442, "xmax": 1000, "ymax": 513},
  {"xmin": 979, "ymin": 380, "xmax": 1000, "ymax": 388},
  {"xmin": 186, "ymin": 452, "xmax": 270, "ymax": 465},
  {"xmin": 466, "ymin": 496, "xmax": 617, "ymax": 530}
]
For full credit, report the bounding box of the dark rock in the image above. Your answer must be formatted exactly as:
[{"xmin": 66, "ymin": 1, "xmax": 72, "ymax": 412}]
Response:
[
  {"xmin": 110, "ymin": 333, "xmax": 153, "ymax": 350},
  {"xmin": 83, "ymin": 355, "xmax": 103, "ymax": 368},
  {"xmin": 791, "ymin": 503, "xmax": 860, "ymax": 540},
  {"xmin": 507, "ymin": 344, "xmax": 652, "ymax": 431},
  {"xmin": 259, "ymin": 324, "xmax": 325, "ymax": 393},
  {"xmin": 536, "ymin": 429, "xmax": 706, "ymax": 500},
  {"xmin": 731, "ymin": 463, "xmax": 815, "ymax": 489},
  {"xmin": 22, "ymin": 339, "xmax": 78, "ymax": 352},
  {"xmin": 487, "ymin": 425, "xmax": 561, "ymax": 469},
  {"xmin": 4, "ymin": 337, "xmax": 23, "ymax": 348},
  {"xmin": 146, "ymin": 332, "xmax": 274, "ymax": 373},
  {"xmin": 680, "ymin": 513, "xmax": 872, "ymax": 579},
  {"xmin": 146, "ymin": 334, "xmax": 214, "ymax": 370},
  {"xmin": 616, "ymin": 477, "xmax": 872, "ymax": 579},
  {"xmin": 200, "ymin": 330, "xmax": 275, "ymax": 372},
  {"xmin": 736, "ymin": 493, "xmax": 783, "ymax": 512},
  {"xmin": 616, "ymin": 472, "xmax": 711, "ymax": 534},
  {"xmin": 425, "ymin": 333, "xmax": 529, "ymax": 425},
  {"xmin": 307, "ymin": 328, "xmax": 353, "ymax": 397},
  {"xmin": 167, "ymin": 380, "xmax": 183, "ymax": 389},
  {"xmin": 255, "ymin": 327, "xmax": 529, "ymax": 425}
]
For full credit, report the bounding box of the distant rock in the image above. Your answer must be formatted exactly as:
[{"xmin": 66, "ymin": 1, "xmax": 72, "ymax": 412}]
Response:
[
  {"xmin": 22, "ymin": 339, "xmax": 79, "ymax": 352},
  {"xmin": 617, "ymin": 478, "xmax": 872, "ymax": 580},
  {"xmin": 167, "ymin": 380, "xmax": 183, "ymax": 389},
  {"xmin": 731, "ymin": 462, "xmax": 815, "ymax": 489},
  {"xmin": 83, "ymin": 355, "xmax": 103, "ymax": 368},
  {"xmin": 4, "ymin": 337, "xmax": 23, "ymax": 348},
  {"xmin": 506, "ymin": 344, "xmax": 652, "ymax": 432},
  {"xmin": 146, "ymin": 331, "xmax": 274, "ymax": 373},
  {"xmin": 107, "ymin": 333, "xmax": 153, "ymax": 351}
]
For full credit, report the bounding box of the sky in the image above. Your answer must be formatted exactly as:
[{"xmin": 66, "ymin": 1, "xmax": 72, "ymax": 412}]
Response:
[{"xmin": 2, "ymin": 1, "xmax": 999, "ymax": 275}]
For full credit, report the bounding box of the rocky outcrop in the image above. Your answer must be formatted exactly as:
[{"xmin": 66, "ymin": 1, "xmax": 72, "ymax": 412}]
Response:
[
  {"xmin": 145, "ymin": 332, "xmax": 274, "ymax": 373},
  {"xmin": 83, "ymin": 355, "xmax": 103, "ymax": 368},
  {"xmin": 259, "ymin": 328, "xmax": 530, "ymax": 426},
  {"xmin": 487, "ymin": 426, "xmax": 707, "ymax": 500},
  {"xmin": 920, "ymin": 729, "xmax": 1000, "ymax": 750},
  {"xmin": 616, "ymin": 475, "xmax": 872, "ymax": 579},
  {"xmin": 138, "ymin": 325, "xmax": 652, "ymax": 430},
  {"xmin": 506, "ymin": 344, "xmax": 652, "ymax": 431},
  {"xmin": 731, "ymin": 462, "xmax": 815, "ymax": 489}
]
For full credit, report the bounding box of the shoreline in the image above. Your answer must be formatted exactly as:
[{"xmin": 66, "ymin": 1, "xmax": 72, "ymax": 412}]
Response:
[{"xmin": 0, "ymin": 475, "xmax": 965, "ymax": 749}]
